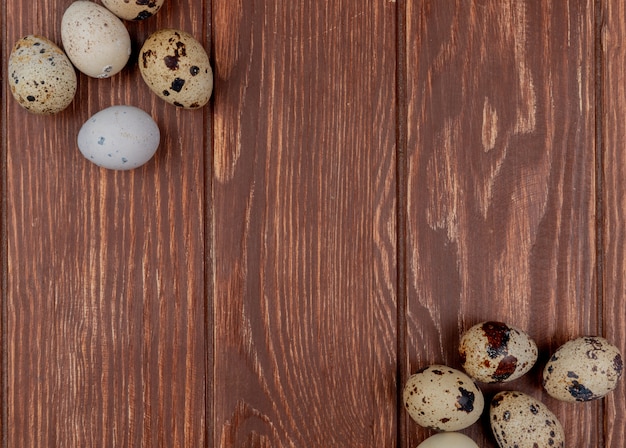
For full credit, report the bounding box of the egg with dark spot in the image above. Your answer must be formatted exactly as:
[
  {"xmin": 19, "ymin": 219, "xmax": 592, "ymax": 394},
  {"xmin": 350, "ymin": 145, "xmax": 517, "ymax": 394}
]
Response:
[
  {"xmin": 8, "ymin": 35, "xmax": 77, "ymax": 114},
  {"xmin": 459, "ymin": 321, "xmax": 538, "ymax": 383},
  {"xmin": 139, "ymin": 29, "xmax": 213, "ymax": 109},
  {"xmin": 403, "ymin": 365, "xmax": 484, "ymax": 431},
  {"xmin": 490, "ymin": 391, "xmax": 564, "ymax": 448},
  {"xmin": 102, "ymin": 0, "xmax": 165, "ymax": 21},
  {"xmin": 543, "ymin": 336, "xmax": 623, "ymax": 402}
]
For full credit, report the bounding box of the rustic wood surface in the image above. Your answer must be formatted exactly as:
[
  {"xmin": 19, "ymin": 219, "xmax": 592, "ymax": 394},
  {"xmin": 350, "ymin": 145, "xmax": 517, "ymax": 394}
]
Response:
[
  {"xmin": 1, "ymin": 0, "xmax": 624, "ymax": 447},
  {"xmin": 603, "ymin": 0, "xmax": 626, "ymax": 446},
  {"xmin": 403, "ymin": 1, "xmax": 602, "ymax": 446},
  {"xmin": 3, "ymin": 1, "xmax": 209, "ymax": 446},
  {"xmin": 211, "ymin": 1, "xmax": 397, "ymax": 446}
]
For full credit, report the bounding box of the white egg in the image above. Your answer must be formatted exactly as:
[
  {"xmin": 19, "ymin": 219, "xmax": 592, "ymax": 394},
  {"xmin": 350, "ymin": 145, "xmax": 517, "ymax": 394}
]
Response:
[
  {"xmin": 417, "ymin": 432, "xmax": 479, "ymax": 448},
  {"xmin": 77, "ymin": 105, "xmax": 160, "ymax": 170},
  {"xmin": 61, "ymin": 1, "xmax": 131, "ymax": 78}
]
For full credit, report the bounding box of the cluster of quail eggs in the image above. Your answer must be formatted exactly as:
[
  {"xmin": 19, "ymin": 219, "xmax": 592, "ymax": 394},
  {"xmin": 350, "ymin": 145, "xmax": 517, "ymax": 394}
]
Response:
[
  {"xmin": 404, "ymin": 321, "xmax": 623, "ymax": 448},
  {"xmin": 7, "ymin": 0, "xmax": 213, "ymax": 170}
]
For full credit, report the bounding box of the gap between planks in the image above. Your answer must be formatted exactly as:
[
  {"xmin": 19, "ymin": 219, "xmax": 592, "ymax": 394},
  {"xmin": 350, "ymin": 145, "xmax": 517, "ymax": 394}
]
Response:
[{"xmin": 395, "ymin": 1, "xmax": 409, "ymax": 448}]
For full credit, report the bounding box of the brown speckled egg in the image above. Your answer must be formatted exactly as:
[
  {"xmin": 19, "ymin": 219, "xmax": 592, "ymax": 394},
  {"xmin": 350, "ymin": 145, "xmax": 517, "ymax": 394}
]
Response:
[
  {"xmin": 8, "ymin": 35, "xmax": 77, "ymax": 114},
  {"xmin": 102, "ymin": 0, "xmax": 165, "ymax": 21},
  {"xmin": 490, "ymin": 391, "xmax": 564, "ymax": 448},
  {"xmin": 139, "ymin": 29, "xmax": 213, "ymax": 109},
  {"xmin": 403, "ymin": 365, "xmax": 484, "ymax": 431},
  {"xmin": 543, "ymin": 336, "xmax": 623, "ymax": 402},
  {"xmin": 459, "ymin": 321, "xmax": 538, "ymax": 383},
  {"xmin": 61, "ymin": 1, "xmax": 131, "ymax": 78}
]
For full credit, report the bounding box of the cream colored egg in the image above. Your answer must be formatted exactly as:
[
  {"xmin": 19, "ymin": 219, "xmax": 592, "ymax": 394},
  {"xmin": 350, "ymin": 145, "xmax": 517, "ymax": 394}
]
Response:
[
  {"xmin": 459, "ymin": 321, "xmax": 538, "ymax": 383},
  {"xmin": 8, "ymin": 35, "xmax": 77, "ymax": 114},
  {"xmin": 139, "ymin": 29, "xmax": 213, "ymax": 109},
  {"xmin": 417, "ymin": 432, "xmax": 479, "ymax": 448},
  {"xmin": 61, "ymin": 0, "xmax": 131, "ymax": 78},
  {"xmin": 403, "ymin": 365, "xmax": 484, "ymax": 431},
  {"xmin": 490, "ymin": 391, "xmax": 564, "ymax": 448},
  {"xmin": 543, "ymin": 336, "xmax": 623, "ymax": 402},
  {"xmin": 102, "ymin": 0, "xmax": 165, "ymax": 21}
]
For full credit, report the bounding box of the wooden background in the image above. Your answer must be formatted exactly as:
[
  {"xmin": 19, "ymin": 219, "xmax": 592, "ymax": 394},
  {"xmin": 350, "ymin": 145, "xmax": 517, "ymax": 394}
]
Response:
[{"xmin": 2, "ymin": 0, "xmax": 624, "ymax": 447}]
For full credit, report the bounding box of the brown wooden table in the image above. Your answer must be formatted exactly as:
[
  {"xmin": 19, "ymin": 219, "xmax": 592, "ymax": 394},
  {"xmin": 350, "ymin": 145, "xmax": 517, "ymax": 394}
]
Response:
[{"xmin": 2, "ymin": 1, "xmax": 624, "ymax": 446}]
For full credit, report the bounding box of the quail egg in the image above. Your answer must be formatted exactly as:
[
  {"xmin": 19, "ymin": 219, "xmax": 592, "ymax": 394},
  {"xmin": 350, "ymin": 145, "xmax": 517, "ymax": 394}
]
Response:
[
  {"xmin": 490, "ymin": 391, "xmax": 564, "ymax": 448},
  {"xmin": 459, "ymin": 321, "xmax": 538, "ymax": 383},
  {"xmin": 543, "ymin": 336, "xmax": 623, "ymax": 402},
  {"xmin": 8, "ymin": 35, "xmax": 77, "ymax": 114},
  {"xmin": 61, "ymin": 0, "xmax": 131, "ymax": 78},
  {"xmin": 417, "ymin": 432, "xmax": 479, "ymax": 448},
  {"xmin": 102, "ymin": 0, "xmax": 165, "ymax": 21},
  {"xmin": 77, "ymin": 105, "xmax": 160, "ymax": 170},
  {"xmin": 139, "ymin": 28, "xmax": 213, "ymax": 108},
  {"xmin": 403, "ymin": 365, "xmax": 484, "ymax": 431}
]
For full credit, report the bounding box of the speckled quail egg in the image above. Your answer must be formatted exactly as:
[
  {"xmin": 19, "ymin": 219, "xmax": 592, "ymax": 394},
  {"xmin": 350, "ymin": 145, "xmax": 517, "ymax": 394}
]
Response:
[
  {"xmin": 102, "ymin": 0, "xmax": 165, "ymax": 21},
  {"xmin": 61, "ymin": 0, "xmax": 131, "ymax": 78},
  {"xmin": 139, "ymin": 28, "xmax": 213, "ymax": 109},
  {"xmin": 490, "ymin": 391, "xmax": 564, "ymax": 448},
  {"xmin": 417, "ymin": 432, "xmax": 479, "ymax": 448},
  {"xmin": 543, "ymin": 336, "xmax": 623, "ymax": 402},
  {"xmin": 77, "ymin": 105, "xmax": 160, "ymax": 170},
  {"xmin": 459, "ymin": 321, "xmax": 538, "ymax": 383},
  {"xmin": 8, "ymin": 35, "xmax": 77, "ymax": 114},
  {"xmin": 403, "ymin": 365, "xmax": 484, "ymax": 431}
]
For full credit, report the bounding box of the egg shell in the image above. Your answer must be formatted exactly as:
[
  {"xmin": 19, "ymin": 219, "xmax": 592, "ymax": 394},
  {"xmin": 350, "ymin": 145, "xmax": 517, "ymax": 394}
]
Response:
[
  {"xmin": 459, "ymin": 321, "xmax": 538, "ymax": 383},
  {"xmin": 102, "ymin": 0, "xmax": 165, "ymax": 20},
  {"xmin": 417, "ymin": 432, "xmax": 479, "ymax": 448},
  {"xmin": 403, "ymin": 365, "xmax": 484, "ymax": 431},
  {"xmin": 490, "ymin": 391, "xmax": 564, "ymax": 448},
  {"xmin": 139, "ymin": 29, "xmax": 213, "ymax": 109},
  {"xmin": 77, "ymin": 105, "xmax": 160, "ymax": 170},
  {"xmin": 8, "ymin": 35, "xmax": 77, "ymax": 114},
  {"xmin": 61, "ymin": 0, "xmax": 131, "ymax": 78},
  {"xmin": 543, "ymin": 336, "xmax": 623, "ymax": 402}
]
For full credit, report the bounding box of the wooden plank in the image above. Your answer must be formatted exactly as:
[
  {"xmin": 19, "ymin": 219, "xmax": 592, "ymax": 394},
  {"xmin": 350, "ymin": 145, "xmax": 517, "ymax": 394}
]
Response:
[
  {"xmin": 1, "ymin": 0, "xmax": 6, "ymax": 443},
  {"xmin": 602, "ymin": 0, "xmax": 626, "ymax": 445},
  {"xmin": 211, "ymin": 1, "xmax": 398, "ymax": 446},
  {"xmin": 404, "ymin": 1, "xmax": 598, "ymax": 446},
  {"xmin": 3, "ymin": 1, "xmax": 208, "ymax": 446}
]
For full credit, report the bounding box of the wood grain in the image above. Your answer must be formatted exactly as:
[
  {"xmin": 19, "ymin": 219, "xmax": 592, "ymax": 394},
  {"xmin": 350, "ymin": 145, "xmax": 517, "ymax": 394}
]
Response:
[
  {"xmin": 211, "ymin": 1, "xmax": 398, "ymax": 446},
  {"xmin": 404, "ymin": 1, "xmax": 600, "ymax": 446},
  {"xmin": 602, "ymin": 0, "xmax": 626, "ymax": 445},
  {"xmin": 1, "ymin": 1, "xmax": 6, "ymax": 444},
  {"xmin": 3, "ymin": 0, "xmax": 626, "ymax": 447},
  {"xmin": 3, "ymin": 1, "xmax": 208, "ymax": 446}
]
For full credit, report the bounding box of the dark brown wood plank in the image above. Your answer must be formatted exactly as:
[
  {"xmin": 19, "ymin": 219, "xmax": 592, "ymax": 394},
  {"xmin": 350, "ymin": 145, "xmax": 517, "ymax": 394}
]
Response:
[
  {"xmin": 211, "ymin": 1, "xmax": 398, "ymax": 446},
  {"xmin": 3, "ymin": 1, "xmax": 208, "ymax": 446},
  {"xmin": 602, "ymin": 0, "xmax": 626, "ymax": 445},
  {"xmin": 404, "ymin": 1, "xmax": 598, "ymax": 446}
]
